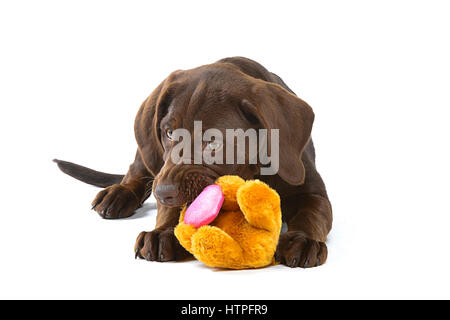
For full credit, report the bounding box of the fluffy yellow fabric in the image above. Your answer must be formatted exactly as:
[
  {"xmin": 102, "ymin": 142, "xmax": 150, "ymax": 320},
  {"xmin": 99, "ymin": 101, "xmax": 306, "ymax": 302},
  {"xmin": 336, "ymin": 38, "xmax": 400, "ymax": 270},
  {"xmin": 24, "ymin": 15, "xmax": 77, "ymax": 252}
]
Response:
[
  {"xmin": 174, "ymin": 175, "xmax": 282, "ymax": 269},
  {"xmin": 218, "ymin": 175, "xmax": 245, "ymax": 211}
]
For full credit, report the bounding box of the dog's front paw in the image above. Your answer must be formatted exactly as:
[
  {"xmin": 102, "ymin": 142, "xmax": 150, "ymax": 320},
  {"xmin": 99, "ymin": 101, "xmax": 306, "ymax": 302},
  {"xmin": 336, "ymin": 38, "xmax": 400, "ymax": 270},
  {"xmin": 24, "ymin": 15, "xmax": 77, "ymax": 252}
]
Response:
[
  {"xmin": 275, "ymin": 231, "xmax": 327, "ymax": 268},
  {"xmin": 91, "ymin": 184, "xmax": 140, "ymax": 219},
  {"xmin": 134, "ymin": 228, "xmax": 191, "ymax": 262}
]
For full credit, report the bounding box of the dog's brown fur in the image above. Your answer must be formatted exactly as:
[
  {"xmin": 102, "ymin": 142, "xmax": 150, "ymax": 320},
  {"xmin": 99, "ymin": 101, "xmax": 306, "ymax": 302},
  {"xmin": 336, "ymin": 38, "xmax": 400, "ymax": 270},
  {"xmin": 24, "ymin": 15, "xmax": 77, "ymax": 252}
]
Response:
[{"xmin": 56, "ymin": 57, "xmax": 332, "ymax": 268}]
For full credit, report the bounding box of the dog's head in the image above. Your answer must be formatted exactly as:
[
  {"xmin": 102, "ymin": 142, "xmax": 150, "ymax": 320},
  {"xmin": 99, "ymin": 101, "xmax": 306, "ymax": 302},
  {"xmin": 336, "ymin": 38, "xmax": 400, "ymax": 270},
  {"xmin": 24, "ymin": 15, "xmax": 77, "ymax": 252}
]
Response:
[{"xmin": 135, "ymin": 63, "xmax": 314, "ymax": 207}]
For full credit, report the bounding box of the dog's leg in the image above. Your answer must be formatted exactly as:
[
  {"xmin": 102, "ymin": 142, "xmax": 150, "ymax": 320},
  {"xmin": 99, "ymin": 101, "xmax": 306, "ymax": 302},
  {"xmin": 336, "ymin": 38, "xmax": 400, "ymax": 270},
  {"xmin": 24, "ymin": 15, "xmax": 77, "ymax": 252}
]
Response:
[
  {"xmin": 91, "ymin": 151, "xmax": 153, "ymax": 219},
  {"xmin": 275, "ymin": 194, "xmax": 332, "ymax": 268},
  {"xmin": 134, "ymin": 204, "xmax": 192, "ymax": 262}
]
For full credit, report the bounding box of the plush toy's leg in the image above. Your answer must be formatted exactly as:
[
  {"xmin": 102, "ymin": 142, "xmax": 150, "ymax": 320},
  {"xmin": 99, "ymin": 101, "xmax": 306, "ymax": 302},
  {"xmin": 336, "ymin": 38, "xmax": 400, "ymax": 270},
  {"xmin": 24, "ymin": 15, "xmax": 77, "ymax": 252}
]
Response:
[
  {"xmin": 236, "ymin": 180, "xmax": 282, "ymax": 233},
  {"xmin": 190, "ymin": 226, "xmax": 245, "ymax": 269}
]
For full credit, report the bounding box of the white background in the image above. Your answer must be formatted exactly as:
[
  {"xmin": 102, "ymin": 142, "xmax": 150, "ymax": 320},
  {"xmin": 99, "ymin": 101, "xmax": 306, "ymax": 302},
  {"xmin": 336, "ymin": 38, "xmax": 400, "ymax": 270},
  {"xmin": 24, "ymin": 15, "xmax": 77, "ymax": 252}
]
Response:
[{"xmin": 1, "ymin": 0, "xmax": 449, "ymax": 299}]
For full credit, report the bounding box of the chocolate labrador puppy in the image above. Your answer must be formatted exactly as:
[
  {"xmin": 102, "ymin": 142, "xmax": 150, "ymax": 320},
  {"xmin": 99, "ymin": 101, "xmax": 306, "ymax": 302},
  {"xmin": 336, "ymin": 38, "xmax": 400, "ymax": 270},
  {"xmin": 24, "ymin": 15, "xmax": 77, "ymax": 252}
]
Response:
[{"xmin": 55, "ymin": 57, "xmax": 332, "ymax": 268}]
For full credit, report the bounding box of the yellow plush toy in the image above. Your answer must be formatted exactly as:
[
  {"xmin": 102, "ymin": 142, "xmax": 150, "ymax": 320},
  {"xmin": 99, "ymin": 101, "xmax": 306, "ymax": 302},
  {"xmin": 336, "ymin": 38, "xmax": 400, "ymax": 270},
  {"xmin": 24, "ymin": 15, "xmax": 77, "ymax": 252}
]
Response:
[{"xmin": 174, "ymin": 175, "xmax": 282, "ymax": 269}]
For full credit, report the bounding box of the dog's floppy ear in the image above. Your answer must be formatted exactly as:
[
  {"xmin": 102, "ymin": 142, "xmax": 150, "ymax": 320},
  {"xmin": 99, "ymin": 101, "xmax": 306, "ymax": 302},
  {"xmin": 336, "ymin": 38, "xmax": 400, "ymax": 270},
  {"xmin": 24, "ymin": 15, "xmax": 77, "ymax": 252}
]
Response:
[
  {"xmin": 243, "ymin": 81, "xmax": 315, "ymax": 185},
  {"xmin": 134, "ymin": 77, "xmax": 175, "ymax": 176}
]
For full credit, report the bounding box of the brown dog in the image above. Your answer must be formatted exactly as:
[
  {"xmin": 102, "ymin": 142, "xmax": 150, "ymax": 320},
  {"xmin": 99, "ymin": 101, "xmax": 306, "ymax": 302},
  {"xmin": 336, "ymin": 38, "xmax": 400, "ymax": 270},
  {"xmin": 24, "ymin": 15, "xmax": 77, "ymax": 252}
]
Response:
[{"xmin": 55, "ymin": 57, "xmax": 332, "ymax": 268}]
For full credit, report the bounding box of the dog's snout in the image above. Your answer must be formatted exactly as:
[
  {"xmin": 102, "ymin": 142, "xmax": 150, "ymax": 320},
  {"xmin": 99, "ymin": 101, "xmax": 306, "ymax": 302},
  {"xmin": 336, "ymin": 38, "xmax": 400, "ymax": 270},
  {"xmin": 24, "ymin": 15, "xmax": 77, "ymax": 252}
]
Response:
[{"xmin": 154, "ymin": 183, "xmax": 182, "ymax": 206}]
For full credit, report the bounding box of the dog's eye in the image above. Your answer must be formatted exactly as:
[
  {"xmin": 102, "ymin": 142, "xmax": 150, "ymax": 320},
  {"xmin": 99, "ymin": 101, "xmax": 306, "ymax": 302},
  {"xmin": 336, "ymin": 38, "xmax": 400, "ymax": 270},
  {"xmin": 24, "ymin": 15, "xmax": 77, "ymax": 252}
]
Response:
[
  {"xmin": 165, "ymin": 129, "xmax": 174, "ymax": 140},
  {"xmin": 206, "ymin": 140, "xmax": 222, "ymax": 151}
]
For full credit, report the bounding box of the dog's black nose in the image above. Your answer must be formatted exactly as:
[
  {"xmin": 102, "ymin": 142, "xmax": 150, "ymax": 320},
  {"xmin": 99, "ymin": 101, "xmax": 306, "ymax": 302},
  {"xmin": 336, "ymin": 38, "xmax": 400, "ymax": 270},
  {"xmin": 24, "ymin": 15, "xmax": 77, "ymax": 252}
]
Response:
[{"xmin": 154, "ymin": 184, "xmax": 181, "ymax": 206}]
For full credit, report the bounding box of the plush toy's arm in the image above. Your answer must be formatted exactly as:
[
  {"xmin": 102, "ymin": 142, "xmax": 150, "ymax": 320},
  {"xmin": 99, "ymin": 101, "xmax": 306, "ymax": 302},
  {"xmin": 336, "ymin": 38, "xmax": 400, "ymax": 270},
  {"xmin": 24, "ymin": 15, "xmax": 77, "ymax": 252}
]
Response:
[
  {"xmin": 236, "ymin": 180, "xmax": 282, "ymax": 233},
  {"xmin": 174, "ymin": 207, "xmax": 197, "ymax": 252},
  {"xmin": 215, "ymin": 175, "xmax": 245, "ymax": 211}
]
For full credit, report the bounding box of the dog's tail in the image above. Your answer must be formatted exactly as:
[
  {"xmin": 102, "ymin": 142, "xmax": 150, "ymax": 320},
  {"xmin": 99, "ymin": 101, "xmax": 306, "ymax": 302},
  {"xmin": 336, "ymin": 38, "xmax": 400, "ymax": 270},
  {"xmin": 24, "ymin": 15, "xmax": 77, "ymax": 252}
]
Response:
[{"xmin": 53, "ymin": 159, "xmax": 124, "ymax": 188}]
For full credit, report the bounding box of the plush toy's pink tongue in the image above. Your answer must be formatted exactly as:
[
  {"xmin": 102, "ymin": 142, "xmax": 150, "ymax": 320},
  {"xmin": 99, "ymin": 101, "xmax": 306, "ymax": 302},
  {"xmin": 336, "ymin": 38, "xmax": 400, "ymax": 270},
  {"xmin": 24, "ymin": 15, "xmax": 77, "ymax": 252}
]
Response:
[{"xmin": 184, "ymin": 184, "xmax": 224, "ymax": 228}]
